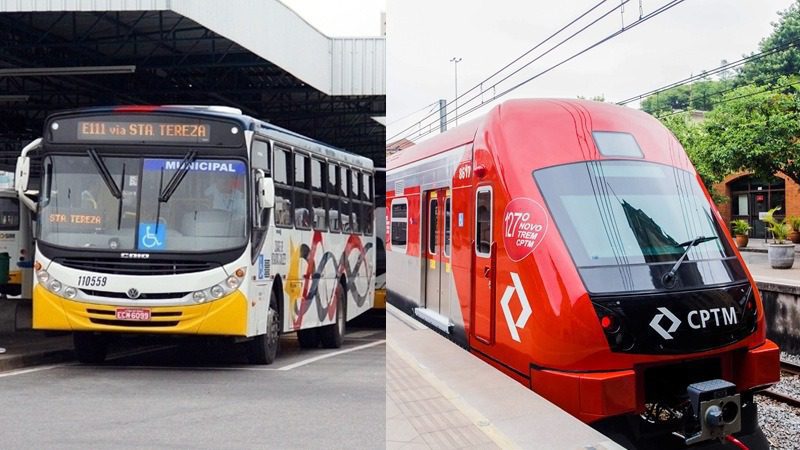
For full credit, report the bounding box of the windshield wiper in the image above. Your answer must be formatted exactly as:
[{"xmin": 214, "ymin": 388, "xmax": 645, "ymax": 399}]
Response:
[
  {"xmin": 662, "ymin": 235, "xmax": 719, "ymax": 287},
  {"xmin": 159, "ymin": 150, "xmax": 197, "ymax": 203},
  {"xmin": 87, "ymin": 149, "xmax": 122, "ymax": 199}
]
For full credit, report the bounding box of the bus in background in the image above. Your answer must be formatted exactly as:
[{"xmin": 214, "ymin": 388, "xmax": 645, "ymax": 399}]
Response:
[
  {"xmin": 0, "ymin": 188, "xmax": 34, "ymax": 299},
  {"xmin": 15, "ymin": 105, "xmax": 375, "ymax": 364}
]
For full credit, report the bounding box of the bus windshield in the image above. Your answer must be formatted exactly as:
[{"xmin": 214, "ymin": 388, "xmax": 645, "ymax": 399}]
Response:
[
  {"xmin": 534, "ymin": 161, "xmax": 734, "ymax": 268},
  {"xmin": 39, "ymin": 154, "xmax": 247, "ymax": 252}
]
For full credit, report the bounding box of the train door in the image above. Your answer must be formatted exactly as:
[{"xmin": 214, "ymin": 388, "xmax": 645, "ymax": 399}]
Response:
[
  {"xmin": 422, "ymin": 190, "xmax": 445, "ymax": 313},
  {"xmin": 472, "ymin": 185, "xmax": 494, "ymax": 344}
]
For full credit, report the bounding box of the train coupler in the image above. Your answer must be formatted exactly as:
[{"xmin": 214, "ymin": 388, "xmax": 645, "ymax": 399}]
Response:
[{"xmin": 676, "ymin": 379, "xmax": 741, "ymax": 446}]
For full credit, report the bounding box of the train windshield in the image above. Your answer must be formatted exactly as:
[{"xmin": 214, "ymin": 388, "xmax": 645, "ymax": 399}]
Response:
[
  {"xmin": 535, "ymin": 161, "xmax": 740, "ymax": 292},
  {"xmin": 38, "ymin": 154, "xmax": 247, "ymax": 252}
]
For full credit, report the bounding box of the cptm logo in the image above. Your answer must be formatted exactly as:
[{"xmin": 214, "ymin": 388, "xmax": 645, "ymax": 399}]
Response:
[
  {"xmin": 500, "ymin": 272, "xmax": 532, "ymax": 343},
  {"xmin": 649, "ymin": 306, "xmax": 738, "ymax": 340}
]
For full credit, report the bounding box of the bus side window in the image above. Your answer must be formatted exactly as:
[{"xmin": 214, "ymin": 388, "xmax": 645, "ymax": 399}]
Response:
[
  {"xmin": 294, "ymin": 153, "xmax": 311, "ymax": 229},
  {"xmin": 311, "ymin": 158, "xmax": 327, "ymax": 231},
  {"xmin": 340, "ymin": 166, "xmax": 351, "ymax": 232},
  {"xmin": 273, "ymin": 145, "xmax": 293, "ymax": 227},
  {"xmin": 328, "ymin": 163, "xmax": 340, "ymax": 232},
  {"xmin": 390, "ymin": 199, "xmax": 408, "ymax": 252},
  {"xmin": 350, "ymin": 169, "xmax": 361, "ymax": 234},
  {"xmin": 251, "ymin": 139, "xmax": 270, "ymax": 231},
  {"xmin": 363, "ymin": 173, "xmax": 373, "ymax": 236},
  {"xmin": 476, "ymin": 188, "xmax": 492, "ymax": 255}
]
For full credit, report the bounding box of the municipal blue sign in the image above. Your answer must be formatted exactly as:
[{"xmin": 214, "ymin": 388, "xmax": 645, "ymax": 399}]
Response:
[
  {"xmin": 138, "ymin": 223, "xmax": 166, "ymax": 250},
  {"xmin": 143, "ymin": 158, "xmax": 246, "ymax": 174}
]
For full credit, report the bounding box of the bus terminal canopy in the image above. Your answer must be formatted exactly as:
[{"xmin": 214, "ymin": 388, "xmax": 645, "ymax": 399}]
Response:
[{"xmin": 0, "ymin": 0, "xmax": 386, "ymax": 175}]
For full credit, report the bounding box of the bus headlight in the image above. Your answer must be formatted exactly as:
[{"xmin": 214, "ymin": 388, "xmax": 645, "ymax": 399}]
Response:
[
  {"xmin": 36, "ymin": 270, "xmax": 50, "ymax": 283},
  {"xmin": 48, "ymin": 279, "xmax": 62, "ymax": 293},
  {"xmin": 192, "ymin": 291, "xmax": 207, "ymax": 303},
  {"xmin": 226, "ymin": 275, "xmax": 240, "ymax": 289},
  {"xmin": 210, "ymin": 285, "xmax": 225, "ymax": 299},
  {"xmin": 63, "ymin": 286, "xmax": 77, "ymax": 299}
]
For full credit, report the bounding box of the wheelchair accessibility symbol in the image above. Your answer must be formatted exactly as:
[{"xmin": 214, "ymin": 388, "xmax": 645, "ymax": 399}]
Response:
[{"xmin": 138, "ymin": 223, "xmax": 166, "ymax": 250}]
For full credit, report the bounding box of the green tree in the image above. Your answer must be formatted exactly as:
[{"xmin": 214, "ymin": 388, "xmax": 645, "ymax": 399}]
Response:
[
  {"xmin": 739, "ymin": 1, "xmax": 800, "ymax": 84},
  {"xmin": 700, "ymin": 78, "xmax": 800, "ymax": 186},
  {"xmin": 659, "ymin": 114, "xmax": 723, "ymax": 201}
]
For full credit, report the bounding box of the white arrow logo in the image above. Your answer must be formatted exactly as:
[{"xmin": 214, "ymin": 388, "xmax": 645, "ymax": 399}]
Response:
[
  {"xmin": 500, "ymin": 272, "xmax": 532, "ymax": 343},
  {"xmin": 649, "ymin": 307, "xmax": 681, "ymax": 340}
]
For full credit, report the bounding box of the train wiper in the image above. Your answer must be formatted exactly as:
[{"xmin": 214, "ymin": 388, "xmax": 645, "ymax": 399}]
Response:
[
  {"xmin": 662, "ymin": 235, "xmax": 719, "ymax": 287},
  {"xmin": 159, "ymin": 150, "xmax": 197, "ymax": 203},
  {"xmin": 87, "ymin": 149, "xmax": 122, "ymax": 199}
]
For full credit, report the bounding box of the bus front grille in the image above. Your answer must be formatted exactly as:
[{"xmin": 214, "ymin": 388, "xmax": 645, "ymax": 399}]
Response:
[
  {"xmin": 55, "ymin": 257, "xmax": 218, "ymax": 275},
  {"xmin": 81, "ymin": 290, "xmax": 191, "ymax": 300},
  {"xmin": 89, "ymin": 318, "xmax": 180, "ymax": 327}
]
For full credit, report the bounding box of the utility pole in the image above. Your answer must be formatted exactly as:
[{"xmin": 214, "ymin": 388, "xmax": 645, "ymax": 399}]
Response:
[
  {"xmin": 450, "ymin": 57, "xmax": 462, "ymax": 126},
  {"xmin": 438, "ymin": 99, "xmax": 447, "ymax": 133}
]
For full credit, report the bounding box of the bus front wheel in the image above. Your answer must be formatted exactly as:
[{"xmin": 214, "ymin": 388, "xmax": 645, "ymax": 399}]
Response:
[
  {"xmin": 247, "ymin": 292, "xmax": 280, "ymax": 365},
  {"xmin": 319, "ymin": 284, "xmax": 345, "ymax": 349},
  {"xmin": 73, "ymin": 332, "xmax": 107, "ymax": 364}
]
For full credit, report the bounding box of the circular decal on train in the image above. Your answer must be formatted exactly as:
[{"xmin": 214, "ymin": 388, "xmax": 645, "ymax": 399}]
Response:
[{"xmin": 502, "ymin": 198, "xmax": 549, "ymax": 261}]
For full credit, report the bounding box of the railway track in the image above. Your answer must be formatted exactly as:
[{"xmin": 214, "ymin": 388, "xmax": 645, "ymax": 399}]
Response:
[{"xmin": 758, "ymin": 360, "xmax": 800, "ymax": 408}]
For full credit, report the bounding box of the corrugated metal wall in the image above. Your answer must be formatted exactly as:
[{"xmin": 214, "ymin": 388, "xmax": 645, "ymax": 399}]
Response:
[{"xmin": 331, "ymin": 37, "xmax": 386, "ymax": 96}]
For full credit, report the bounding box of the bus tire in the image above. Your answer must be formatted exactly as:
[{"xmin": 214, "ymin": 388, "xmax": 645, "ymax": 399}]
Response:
[
  {"xmin": 319, "ymin": 282, "xmax": 346, "ymax": 349},
  {"xmin": 297, "ymin": 327, "xmax": 319, "ymax": 349},
  {"xmin": 73, "ymin": 332, "xmax": 107, "ymax": 364},
  {"xmin": 247, "ymin": 291, "xmax": 280, "ymax": 365}
]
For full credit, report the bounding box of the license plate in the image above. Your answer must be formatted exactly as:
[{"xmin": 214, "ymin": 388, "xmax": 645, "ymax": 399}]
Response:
[{"xmin": 115, "ymin": 308, "xmax": 151, "ymax": 321}]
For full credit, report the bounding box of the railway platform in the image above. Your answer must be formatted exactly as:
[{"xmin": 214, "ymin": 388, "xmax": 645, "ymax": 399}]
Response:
[{"xmin": 386, "ymin": 304, "xmax": 621, "ymax": 450}]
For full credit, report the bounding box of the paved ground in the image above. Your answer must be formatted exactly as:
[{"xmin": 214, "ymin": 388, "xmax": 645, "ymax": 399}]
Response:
[
  {"xmin": 386, "ymin": 306, "xmax": 621, "ymax": 450},
  {"xmin": 0, "ymin": 313, "xmax": 385, "ymax": 449},
  {"xmin": 740, "ymin": 249, "xmax": 800, "ymax": 286}
]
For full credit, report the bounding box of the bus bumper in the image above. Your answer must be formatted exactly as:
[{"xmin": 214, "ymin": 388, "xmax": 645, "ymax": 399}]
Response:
[{"xmin": 32, "ymin": 284, "xmax": 248, "ymax": 336}]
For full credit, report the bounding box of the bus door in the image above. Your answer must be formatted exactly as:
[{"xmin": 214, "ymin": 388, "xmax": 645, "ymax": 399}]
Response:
[{"xmin": 472, "ymin": 185, "xmax": 494, "ymax": 344}]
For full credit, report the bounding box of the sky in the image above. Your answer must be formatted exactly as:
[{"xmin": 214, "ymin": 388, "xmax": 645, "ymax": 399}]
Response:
[
  {"xmin": 279, "ymin": 0, "xmax": 386, "ymax": 37},
  {"xmin": 385, "ymin": 0, "xmax": 797, "ymax": 142}
]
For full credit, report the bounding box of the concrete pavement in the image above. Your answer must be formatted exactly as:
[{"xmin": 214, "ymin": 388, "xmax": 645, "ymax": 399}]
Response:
[{"xmin": 387, "ymin": 305, "xmax": 622, "ymax": 450}]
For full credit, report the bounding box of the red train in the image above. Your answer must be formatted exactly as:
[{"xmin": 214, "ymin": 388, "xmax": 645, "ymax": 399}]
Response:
[{"xmin": 387, "ymin": 99, "xmax": 780, "ymax": 448}]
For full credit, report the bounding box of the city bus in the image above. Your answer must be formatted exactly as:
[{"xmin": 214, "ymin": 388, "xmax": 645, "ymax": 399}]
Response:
[
  {"xmin": 0, "ymin": 188, "xmax": 34, "ymax": 299},
  {"xmin": 386, "ymin": 99, "xmax": 778, "ymax": 448},
  {"xmin": 15, "ymin": 105, "xmax": 375, "ymax": 364}
]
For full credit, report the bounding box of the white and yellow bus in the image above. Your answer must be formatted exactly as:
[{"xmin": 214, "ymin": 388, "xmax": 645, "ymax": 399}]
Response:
[
  {"xmin": 15, "ymin": 105, "xmax": 375, "ymax": 364},
  {"xmin": 0, "ymin": 188, "xmax": 34, "ymax": 299}
]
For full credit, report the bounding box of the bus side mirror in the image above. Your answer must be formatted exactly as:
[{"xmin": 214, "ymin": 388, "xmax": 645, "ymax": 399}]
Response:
[
  {"xmin": 258, "ymin": 177, "xmax": 275, "ymax": 209},
  {"xmin": 15, "ymin": 155, "xmax": 30, "ymax": 192}
]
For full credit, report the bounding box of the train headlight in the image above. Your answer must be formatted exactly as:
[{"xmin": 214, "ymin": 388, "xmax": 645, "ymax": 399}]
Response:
[
  {"xmin": 210, "ymin": 285, "xmax": 225, "ymax": 299},
  {"xmin": 192, "ymin": 291, "xmax": 207, "ymax": 303},
  {"xmin": 63, "ymin": 286, "xmax": 77, "ymax": 299},
  {"xmin": 48, "ymin": 279, "xmax": 62, "ymax": 293}
]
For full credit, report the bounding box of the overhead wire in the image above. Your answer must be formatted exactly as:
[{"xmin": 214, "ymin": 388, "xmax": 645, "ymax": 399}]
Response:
[
  {"xmin": 406, "ymin": 0, "xmax": 689, "ymax": 143},
  {"xmin": 387, "ymin": 0, "xmax": 619, "ymax": 142}
]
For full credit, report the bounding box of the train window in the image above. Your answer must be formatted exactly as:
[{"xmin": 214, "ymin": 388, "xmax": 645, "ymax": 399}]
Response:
[
  {"xmin": 251, "ymin": 139, "xmax": 270, "ymax": 171},
  {"xmin": 592, "ymin": 131, "xmax": 643, "ymax": 158},
  {"xmin": 294, "ymin": 153, "xmax": 311, "ymax": 229},
  {"xmin": 428, "ymin": 198, "xmax": 438, "ymax": 254},
  {"xmin": 274, "ymin": 146, "xmax": 292, "ymax": 227},
  {"xmin": 535, "ymin": 160, "xmax": 736, "ymax": 292},
  {"xmin": 444, "ymin": 197, "xmax": 451, "ymax": 257},
  {"xmin": 311, "ymin": 159, "xmax": 327, "ymax": 231},
  {"xmin": 328, "ymin": 164, "xmax": 340, "ymax": 232},
  {"xmin": 391, "ymin": 199, "xmax": 408, "ymax": 250},
  {"xmin": 475, "ymin": 188, "xmax": 492, "ymax": 255}
]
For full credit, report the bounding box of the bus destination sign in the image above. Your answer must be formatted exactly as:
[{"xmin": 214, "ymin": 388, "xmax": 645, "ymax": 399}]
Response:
[{"xmin": 77, "ymin": 121, "xmax": 211, "ymax": 143}]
